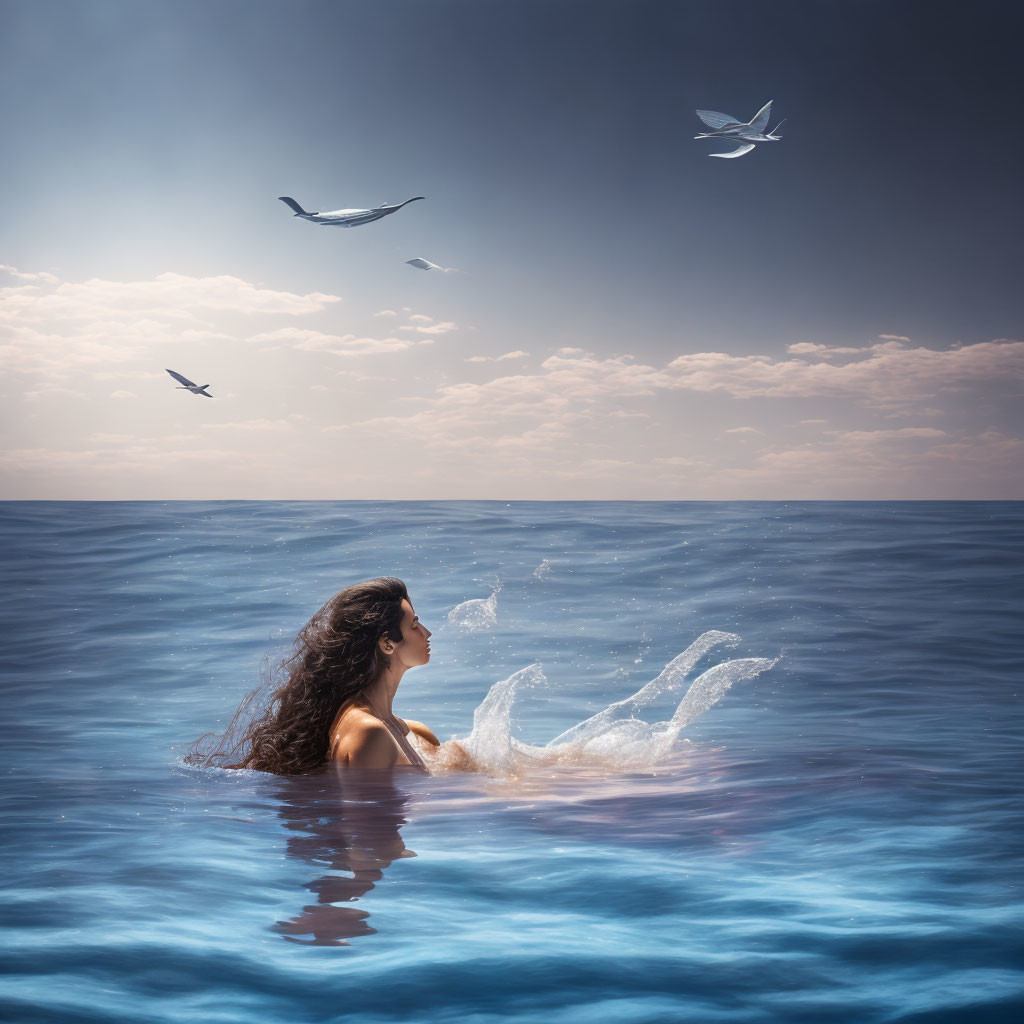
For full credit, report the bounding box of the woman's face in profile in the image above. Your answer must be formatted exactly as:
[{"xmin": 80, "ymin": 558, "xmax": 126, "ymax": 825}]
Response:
[{"xmin": 390, "ymin": 599, "xmax": 432, "ymax": 669}]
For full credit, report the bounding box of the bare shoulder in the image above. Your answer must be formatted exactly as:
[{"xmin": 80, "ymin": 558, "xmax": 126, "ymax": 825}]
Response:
[
  {"xmin": 402, "ymin": 719, "xmax": 440, "ymax": 747},
  {"xmin": 331, "ymin": 710, "xmax": 399, "ymax": 769}
]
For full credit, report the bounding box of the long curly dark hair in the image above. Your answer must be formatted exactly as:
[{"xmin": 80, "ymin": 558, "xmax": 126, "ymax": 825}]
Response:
[{"xmin": 187, "ymin": 577, "xmax": 410, "ymax": 775}]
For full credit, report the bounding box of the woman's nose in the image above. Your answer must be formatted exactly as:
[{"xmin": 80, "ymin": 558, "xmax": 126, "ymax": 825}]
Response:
[{"xmin": 425, "ymin": 626, "xmax": 432, "ymax": 638}]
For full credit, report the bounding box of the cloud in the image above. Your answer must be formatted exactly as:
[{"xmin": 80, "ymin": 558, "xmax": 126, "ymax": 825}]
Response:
[
  {"xmin": 373, "ymin": 309, "xmax": 397, "ymax": 317},
  {"xmin": 490, "ymin": 420, "xmax": 576, "ymax": 452},
  {"xmin": 248, "ymin": 327, "xmax": 431, "ymax": 357},
  {"xmin": 206, "ymin": 418, "xmax": 297, "ymax": 432},
  {"xmin": 652, "ymin": 455, "xmax": 707, "ymax": 469},
  {"xmin": 24, "ymin": 385, "xmax": 86, "ymax": 400},
  {"xmin": 925, "ymin": 430, "xmax": 1024, "ymax": 467},
  {"xmin": 353, "ymin": 354, "xmax": 657, "ymax": 465},
  {"xmin": 699, "ymin": 425, "xmax": 1012, "ymax": 496},
  {"xmin": 0, "ymin": 445, "xmax": 245, "ymax": 473},
  {"xmin": 824, "ymin": 427, "xmax": 946, "ymax": 442},
  {"xmin": 1, "ymin": 264, "xmax": 59, "ymax": 285},
  {"xmin": 884, "ymin": 407, "xmax": 945, "ymax": 419},
  {"xmin": 333, "ymin": 339, "xmax": 1023, "ymax": 495},
  {"xmin": 465, "ymin": 350, "xmax": 529, "ymax": 364},
  {"xmin": 5, "ymin": 281, "xmax": 1020, "ymax": 500},
  {"xmin": 667, "ymin": 339, "xmax": 1024, "ymax": 406},
  {"xmin": 0, "ymin": 269, "xmax": 345, "ymax": 380},
  {"xmin": 88, "ymin": 432, "xmax": 198, "ymax": 446},
  {"xmin": 787, "ymin": 342, "xmax": 867, "ymax": 356},
  {"xmin": 335, "ymin": 369, "xmax": 396, "ymax": 382},
  {"xmin": 88, "ymin": 433, "xmax": 135, "ymax": 444},
  {"xmin": 0, "ymin": 271, "xmax": 341, "ymax": 323},
  {"xmin": 399, "ymin": 320, "xmax": 457, "ymax": 335}
]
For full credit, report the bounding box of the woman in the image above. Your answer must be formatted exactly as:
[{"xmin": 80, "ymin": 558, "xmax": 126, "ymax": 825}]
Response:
[{"xmin": 202, "ymin": 578, "xmax": 439, "ymax": 774}]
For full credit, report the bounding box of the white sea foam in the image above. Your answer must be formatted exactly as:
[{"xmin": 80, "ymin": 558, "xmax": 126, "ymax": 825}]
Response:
[
  {"xmin": 532, "ymin": 559, "xmax": 553, "ymax": 580},
  {"xmin": 447, "ymin": 581, "xmax": 501, "ymax": 631},
  {"xmin": 421, "ymin": 630, "xmax": 777, "ymax": 776}
]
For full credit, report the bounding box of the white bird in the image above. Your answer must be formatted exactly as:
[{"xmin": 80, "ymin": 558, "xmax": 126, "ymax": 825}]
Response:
[
  {"xmin": 694, "ymin": 101, "xmax": 785, "ymax": 158},
  {"xmin": 406, "ymin": 258, "xmax": 444, "ymax": 271},
  {"xmin": 278, "ymin": 195, "xmax": 424, "ymax": 227},
  {"xmin": 166, "ymin": 369, "xmax": 213, "ymax": 398}
]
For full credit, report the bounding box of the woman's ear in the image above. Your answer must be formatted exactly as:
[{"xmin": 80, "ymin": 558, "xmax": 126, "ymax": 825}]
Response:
[{"xmin": 379, "ymin": 635, "xmax": 395, "ymax": 655}]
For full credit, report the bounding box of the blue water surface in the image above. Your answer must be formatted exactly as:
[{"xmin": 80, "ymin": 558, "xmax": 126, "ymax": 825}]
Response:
[{"xmin": 1, "ymin": 501, "xmax": 1022, "ymax": 1023}]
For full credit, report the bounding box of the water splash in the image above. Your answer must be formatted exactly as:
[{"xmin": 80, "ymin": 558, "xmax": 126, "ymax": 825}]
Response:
[
  {"xmin": 548, "ymin": 630, "xmax": 739, "ymax": 746},
  {"xmin": 447, "ymin": 580, "xmax": 502, "ymax": 631},
  {"xmin": 532, "ymin": 559, "xmax": 553, "ymax": 580},
  {"xmin": 422, "ymin": 631, "xmax": 777, "ymax": 777},
  {"xmin": 460, "ymin": 663, "xmax": 545, "ymax": 776}
]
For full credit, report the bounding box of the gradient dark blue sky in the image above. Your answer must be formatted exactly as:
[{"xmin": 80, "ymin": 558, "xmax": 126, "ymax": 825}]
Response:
[{"xmin": 1, "ymin": 0, "xmax": 1022, "ymax": 497}]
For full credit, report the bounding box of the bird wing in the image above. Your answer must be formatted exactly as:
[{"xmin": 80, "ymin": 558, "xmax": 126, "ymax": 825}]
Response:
[
  {"xmin": 199, "ymin": 390, "xmax": 213, "ymax": 398},
  {"xmin": 709, "ymin": 143, "xmax": 756, "ymax": 159},
  {"xmin": 696, "ymin": 109, "xmax": 743, "ymax": 131},
  {"xmin": 166, "ymin": 369, "xmax": 196, "ymax": 388},
  {"xmin": 747, "ymin": 101, "xmax": 773, "ymax": 133}
]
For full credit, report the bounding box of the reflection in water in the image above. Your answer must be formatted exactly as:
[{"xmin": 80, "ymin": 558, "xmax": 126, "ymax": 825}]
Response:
[{"xmin": 271, "ymin": 766, "xmax": 417, "ymax": 946}]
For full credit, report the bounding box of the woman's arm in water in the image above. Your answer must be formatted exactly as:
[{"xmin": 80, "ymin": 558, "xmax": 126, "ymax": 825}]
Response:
[
  {"xmin": 423, "ymin": 737, "xmax": 479, "ymax": 772},
  {"xmin": 402, "ymin": 719, "xmax": 481, "ymax": 772},
  {"xmin": 403, "ymin": 719, "xmax": 440, "ymax": 747}
]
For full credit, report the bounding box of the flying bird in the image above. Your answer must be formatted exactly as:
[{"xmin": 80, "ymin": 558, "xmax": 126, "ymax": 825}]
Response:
[
  {"xmin": 278, "ymin": 195, "xmax": 424, "ymax": 227},
  {"xmin": 406, "ymin": 258, "xmax": 444, "ymax": 271},
  {"xmin": 694, "ymin": 101, "xmax": 785, "ymax": 158},
  {"xmin": 166, "ymin": 369, "xmax": 213, "ymax": 398}
]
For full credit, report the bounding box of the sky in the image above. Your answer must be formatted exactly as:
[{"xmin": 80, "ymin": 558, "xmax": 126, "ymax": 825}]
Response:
[{"xmin": 1, "ymin": 0, "xmax": 1022, "ymax": 499}]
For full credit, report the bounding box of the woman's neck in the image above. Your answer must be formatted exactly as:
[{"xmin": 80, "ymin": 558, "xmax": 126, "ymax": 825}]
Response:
[{"xmin": 361, "ymin": 664, "xmax": 405, "ymax": 721}]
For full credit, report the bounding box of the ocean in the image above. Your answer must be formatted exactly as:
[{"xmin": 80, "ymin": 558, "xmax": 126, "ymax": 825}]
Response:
[{"xmin": 1, "ymin": 501, "xmax": 1021, "ymax": 1023}]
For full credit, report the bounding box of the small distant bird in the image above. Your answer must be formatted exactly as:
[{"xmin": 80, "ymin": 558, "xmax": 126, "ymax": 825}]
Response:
[
  {"xmin": 694, "ymin": 100, "xmax": 785, "ymax": 158},
  {"xmin": 406, "ymin": 258, "xmax": 444, "ymax": 271},
  {"xmin": 166, "ymin": 369, "xmax": 213, "ymax": 398},
  {"xmin": 278, "ymin": 195, "xmax": 424, "ymax": 228}
]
